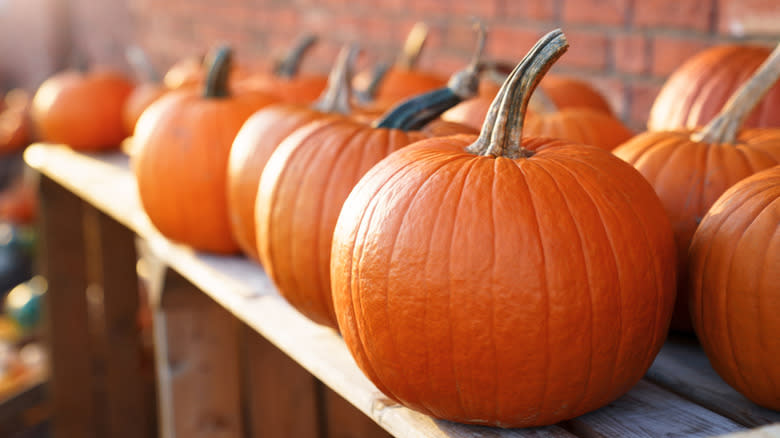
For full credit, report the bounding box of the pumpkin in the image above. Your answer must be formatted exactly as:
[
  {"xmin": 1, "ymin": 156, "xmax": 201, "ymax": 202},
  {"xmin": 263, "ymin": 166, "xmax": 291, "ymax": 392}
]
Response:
[
  {"xmin": 353, "ymin": 22, "xmax": 446, "ymax": 108},
  {"xmin": 649, "ymin": 44, "xmax": 780, "ymax": 131},
  {"xmin": 0, "ymin": 89, "xmax": 33, "ymax": 154},
  {"xmin": 163, "ymin": 54, "xmax": 206, "ymax": 89},
  {"xmin": 31, "ymin": 68, "xmax": 134, "ymax": 150},
  {"xmin": 238, "ymin": 34, "xmax": 328, "ymax": 104},
  {"xmin": 613, "ymin": 44, "xmax": 780, "ymax": 332},
  {"xmin": 134, "ymin": 46, "xmax": 278, "ymax": 253},
  {"xmin": 689, "ymin": 165, "xmax": 780, "ymax": 410},
  {"xmin": 522, "ymin": 89, "xmax": 633, "ymax": 150},
  {"xmin": 228, "ymin": 45, "xmax": 362, "ymax": 260},
  {"xmin": 122, "ymin": 82, "xmax": 168, "ymax": 137},
  {"xmin": 330, "ymin": 29, "xmax": 676, "ymax": 428},
  {"xmin": 256, "ymin": 29, "xmax": 485, "ymax": 329}
]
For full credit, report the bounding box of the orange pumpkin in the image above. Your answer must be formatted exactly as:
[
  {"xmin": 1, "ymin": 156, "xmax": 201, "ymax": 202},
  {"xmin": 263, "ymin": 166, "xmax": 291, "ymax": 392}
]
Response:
[
  {"xmin": 228, "ymin": 45, "xmax": 362, "ymax": 260},
  {"xmin": 331, "ymin": 30, "xmax": 676, "ymax": 427},
  {"xmin": 689, "ymin": 165, "xmax": 780, "ymax": 410},
  {"xmin": 134, "ymin": 46, "xmax": 277, "ymax": 253},
  {"xmin": 0, "ymin": 90, "xmax": 33, "ymax": 154},
  {"xmin": 353, "ymin": 22, "xmax": 446, "ymax": 108},
  {"xmin": 122, "ymin": 82, "xmax": 168, "ymax": 137},
  {"xmin": 613, "ymin": 44, "xmax": 780, "ymax": 332},
  {"xmin": 31, "ymin": 68, "xmax": 134, "ymax": 150},
  {"xmin": 256, "ymin": 32, "xmax": 484, "ymax": 329},
  {"xmin": 649, "ymin": 44, "xmax": 780, "ymax": 131}
]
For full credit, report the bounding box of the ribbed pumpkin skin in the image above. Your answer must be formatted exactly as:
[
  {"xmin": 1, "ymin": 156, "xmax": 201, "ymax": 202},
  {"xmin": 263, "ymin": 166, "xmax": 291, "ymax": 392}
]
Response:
[
  {"xmin": 331, "ymin": 136, "xmax": 677, "ymax": 427},
  {"xmin": 648, "ymin": 45, "xmax": 780, "ymax": 131},
  {"xmin": 256, "ymin": 118, "xmax": 427, "ymax": 328},
  {"xmin": 524, "ymin": 108, "xmax": 634, "ymax": 150},
  {"xmin": 31, "ymin": 70, "xmax": 134, "ymax": 150},
  {"xmin": 689, "ymin": 166, "xmax": 780, "ymax": 410},
  {"xmin": 240, "ymin": 74, "xmax": 328, "ymax": 105},
  {"xmin": 613, "ymin": 130, "xmax": 780, "ymax": 331},
  {"xmin": 134, "ymin": 89, "xmax": 276, "ymax": 253},
  {"xmin": 227, "ymin": 104, "xmax": 324, "ymax": 259}
]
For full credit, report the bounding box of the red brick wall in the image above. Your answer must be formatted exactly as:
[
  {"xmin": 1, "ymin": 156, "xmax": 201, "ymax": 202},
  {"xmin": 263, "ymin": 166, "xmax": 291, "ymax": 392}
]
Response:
[{"xmin": 2, "ymin": 0, "xmax": 778, "ymax": 129}]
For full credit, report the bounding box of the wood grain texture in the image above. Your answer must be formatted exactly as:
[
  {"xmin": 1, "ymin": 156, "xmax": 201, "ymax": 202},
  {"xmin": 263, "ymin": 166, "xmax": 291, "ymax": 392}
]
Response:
[
  {"xmin": 324, "ymin": 384, "xmax": 394, "ymax": 438},
  {"xmin": 647, "ymin": 336, "xmax": 780, "ymax": 427},
  {"xmin": 241, "ymin": 324, "xmax": 319, "ymax": 438},
  {"xmin": 37, "ymin": 175, "xmax": 99, "ymax": 438},
  {"xmin": 149, "ymin": 266, "xmax": 244, "ymax": 438},
  {"xmin": 83, "ymin": 206, "xmax": 156, "ymax": 438}
]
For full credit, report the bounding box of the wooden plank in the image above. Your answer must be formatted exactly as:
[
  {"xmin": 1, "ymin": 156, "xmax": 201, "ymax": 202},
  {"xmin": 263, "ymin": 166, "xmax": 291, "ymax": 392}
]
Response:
[
  {"xmin": 149, "ymin": 265, "xmax": 243, "ymax": 438},
  {"xmin": 647, "ymin": 336, "xmax": 780, "ymax": 428},
  {"xmin": 240, "ymin": 325, "xmax": 319, "ymax": 438},
  {"xmin": 716, "ymin": 424, "xmax": 780, "ymax": 438},
  {"xmin": 564, "ymin": 380, "xmax": 744, "ymax": 437},
  {"xmin": 82, "ymin": 206, "xmax": 156, "ymax": 438},
  {"xmin": 37, "ymin": 175, "xmax": 98, "ymax": 438},
  {"xmin": 323, "ymin": 384, "xmax": 393, "ymax": 438}
]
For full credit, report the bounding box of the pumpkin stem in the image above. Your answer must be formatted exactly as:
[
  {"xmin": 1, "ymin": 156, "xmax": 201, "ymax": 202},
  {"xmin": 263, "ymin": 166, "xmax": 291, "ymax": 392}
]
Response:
[
  {"xmin": 203, "ymin": 45, "xmax": 232, "ymax": 98},
  {"xmin": 273, "ymin": 34, "xmax": 318, "ymax": 79},
  {"xmin": 373, "ymin": 21, "xmax": 485, "ymax": 130},
  {"xmin": 466, "ymin": 29, "xmax": 568, "ymax": 158},
  {"xmin": 396, "ymin": 22, "xmax": 428, "ymax": 70},
  {"xmin": 355, "ymin": 62, "xmax": 390, "ymax": 104},
  {"xmin": 692, "ymin": 43, "xmax": 780, "ymax": 145},
  {"xmin": 312, "ymin": 44, "xmax": 359, "ymax": 115},
  {"xmin": 125, "ymin": 45, "xmax": 161, "ymax": 82}
]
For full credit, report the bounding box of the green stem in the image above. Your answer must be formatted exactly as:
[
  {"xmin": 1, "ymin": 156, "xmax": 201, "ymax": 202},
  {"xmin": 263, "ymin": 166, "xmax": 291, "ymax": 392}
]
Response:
[
  {"xmin": 466, "ymin": 29, "xmax": 568, "ymax": 158},
  {"xmin": 203, "ymin": 45, "xmax": 232, "ymax": 98},
  {"xmin": 273, "ymin": 34, "xmax": 318, "ymax": 78}
]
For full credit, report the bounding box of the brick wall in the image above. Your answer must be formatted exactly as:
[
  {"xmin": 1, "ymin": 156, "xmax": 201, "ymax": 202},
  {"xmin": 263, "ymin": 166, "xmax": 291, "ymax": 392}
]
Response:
[{"xmin": 2, "ymin": 0, "xmax": 778, "ymax": 129}]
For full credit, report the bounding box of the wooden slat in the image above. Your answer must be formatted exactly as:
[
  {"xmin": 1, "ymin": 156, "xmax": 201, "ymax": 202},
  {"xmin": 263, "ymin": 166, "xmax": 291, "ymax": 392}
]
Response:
[
  {"xmin": 647, "ymin": 336, "xmax": 780, "ymax": 428},
  {"xmin": 564, "ymin": 380, "xmax": 743, "ymax": 437},
  {"xmin": 83, "ymin": 206, "xmax": 157, "ymax": 437},
  {"xmin": 37, "ymin": 175, "xmax": 98, "ymax": 438},
  {"xmin": 149, "ymin": 265, "xmax": 244, "ymax": 438},
  {"xmin": 323, "ymin": 384, "xmax": 393, "ymax": 438},
  {"xmin": 241, "ymin": 325, "xmax": 320, "ymax": 438}
]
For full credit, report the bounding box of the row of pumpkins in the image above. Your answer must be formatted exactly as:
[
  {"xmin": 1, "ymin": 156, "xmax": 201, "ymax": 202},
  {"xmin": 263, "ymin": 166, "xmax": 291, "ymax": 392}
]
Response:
[{"xmin": 13, "ymin": 24, "xmax": 780, "ymax": 427}]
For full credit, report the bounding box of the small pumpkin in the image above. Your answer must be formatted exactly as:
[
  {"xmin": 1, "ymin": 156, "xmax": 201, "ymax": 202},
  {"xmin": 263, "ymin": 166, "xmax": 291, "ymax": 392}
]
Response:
[
  {"xmin": 0, "ymin": 89, "xmax": 33, "ymax": 154},
  {"xmin": 649, "ymin": 44, "xmax": 780, "ymax": 131},
  {"xmin": 31, "ymin": 67, "xmax": 134, "ymax": 150},
  {"xmin": 331, "ymin": 29, "xmax": 676, "ymax": 427},
  {"xmin": 353, "ymin": 22, "xmax": 446, "ymax": 108},
  {"xmin": 689, "ymin": 165, "xmax": 780, "ymax": 411},
  {"xmin": 256, "ymin": 29, "xmax": 485, "ymax": 329},
  {"xmin": 134, "ymin": 46, "xmax": 277, "ymax": 253},
  {"xmin": 613, "ymin": 44, "xmax": 780, "ymax": 332},
  {"xmin": 122, "ymin": 47, "xmax": 169, "ymax": 137}
]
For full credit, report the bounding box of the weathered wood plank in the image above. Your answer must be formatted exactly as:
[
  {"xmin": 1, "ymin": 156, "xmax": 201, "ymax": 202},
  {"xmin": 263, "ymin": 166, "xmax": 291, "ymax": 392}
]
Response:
[
  {"xmin": 241, "ymin": 324, "xmax": 319, "ymax": 438},
  {"xmin": 83, "ymin": 206, "xmax": 156, "ymax": 438},
  {"xmin": 37, "ymin": 175, "xmax": 98, "ymax": 438},
  {"xmin": 149, "ymin": 265, "xmax": 243, "ymax": 438},
  {"xmin": 323, "ymin": 384, "xmax": 394, "ymax": 438},
  {"xmin": 565, "ymin": 380, "xmax": 744, "ymax": 437},
  {"xmin": 647, "ymin": 336, "xmax": 780, "ymax": 428}
]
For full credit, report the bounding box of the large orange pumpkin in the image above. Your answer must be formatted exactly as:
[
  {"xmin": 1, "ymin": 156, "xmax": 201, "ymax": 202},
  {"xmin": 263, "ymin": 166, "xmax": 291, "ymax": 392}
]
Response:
[
  {"xmin": 613, "ymin": 44, "xmax": 780, "ymax": 331},
  {"xmin": 689, "ymin": 165, "xmax": 780, "ymax": 410},
  {"xmin": 330, "ymin": 30, "xmax": 676, "ymax": 428},
  {"xmin": 134, "ymin": 46, "xmax": 277, "ymax": 253},
  {"xmin": 31, "ymin": 68, "xmax": 134, "ymax": 150},
  {"xmin": 227, "ymin": 45, "xmax": 362, "ymax": 260},
  {"xmin": 648, "ymin": 44, "xmax": 780, "ymax": 131},
  {"xmin": 256, "ymin": 34, "xmax": 484, "ymax": 329}
]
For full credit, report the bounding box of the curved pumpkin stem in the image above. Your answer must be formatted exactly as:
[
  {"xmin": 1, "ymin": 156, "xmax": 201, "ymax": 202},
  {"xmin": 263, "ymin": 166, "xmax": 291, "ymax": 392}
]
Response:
[
  {"xmin": 466, "ymin": 30, "xmax": 568, "ymax": 158},
  {"xmin": 312, "ymin": 44, "xmax": 360, "ymax": 115},
  {"xmin": 692, "ymin": 43, "xmax": 780, "ymax": 145},
  {"xmin": 355, "ymin": 61, "xmax": 391, "ymax": 104},
  {"xmin": 125, "ymin": 45, "xmax": 161, "ymax": 83},
  {"xmin": 396, "ymin": 22, "xmax": 429, "ymax": 70},
  {"xmin": 273, "ymin": 34, "xmax": 318, "ymax": 79},
  {"xmin": 373, "ymin": 21, "xmax": 485, "ymax": 130},
  {"xmin": 203, "ymin": 45, "xmax": 232, "ymax": 99}
]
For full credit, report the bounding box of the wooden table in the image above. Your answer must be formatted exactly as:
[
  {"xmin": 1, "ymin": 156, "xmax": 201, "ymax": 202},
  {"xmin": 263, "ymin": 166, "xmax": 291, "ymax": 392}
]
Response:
[{"xmin": 24, "ymin": 143, "xmax": 780, "ymax": 438}]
